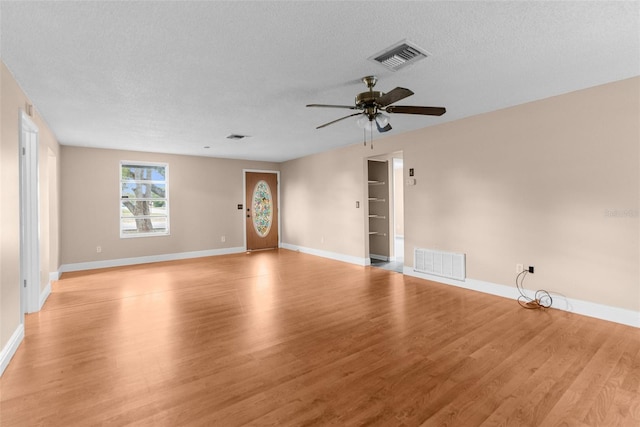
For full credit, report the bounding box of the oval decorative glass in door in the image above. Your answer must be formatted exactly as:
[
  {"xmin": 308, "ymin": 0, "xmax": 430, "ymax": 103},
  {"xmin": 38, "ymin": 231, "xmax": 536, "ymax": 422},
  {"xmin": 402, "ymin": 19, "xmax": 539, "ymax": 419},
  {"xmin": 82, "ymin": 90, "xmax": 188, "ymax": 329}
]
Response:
[{"xmin": 252, "ymin": 180, "xmax": 273, "ymax": 237}]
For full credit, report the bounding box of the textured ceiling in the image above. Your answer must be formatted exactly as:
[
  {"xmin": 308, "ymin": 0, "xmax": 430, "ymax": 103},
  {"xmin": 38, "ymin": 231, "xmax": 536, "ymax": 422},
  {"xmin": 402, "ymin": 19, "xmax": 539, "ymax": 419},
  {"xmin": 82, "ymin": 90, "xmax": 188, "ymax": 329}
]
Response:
[{"xmin": 1, "ymin": 1, "xmax": 638, "ymax": 162}]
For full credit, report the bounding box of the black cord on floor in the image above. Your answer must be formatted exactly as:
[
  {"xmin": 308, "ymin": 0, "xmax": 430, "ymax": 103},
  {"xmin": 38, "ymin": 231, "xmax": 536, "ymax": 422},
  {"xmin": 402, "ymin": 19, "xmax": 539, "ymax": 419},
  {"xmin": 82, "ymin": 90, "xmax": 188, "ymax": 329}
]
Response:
[{"xmin": 515, "ymin": 270, "xmax": 552, "ymax": 309}]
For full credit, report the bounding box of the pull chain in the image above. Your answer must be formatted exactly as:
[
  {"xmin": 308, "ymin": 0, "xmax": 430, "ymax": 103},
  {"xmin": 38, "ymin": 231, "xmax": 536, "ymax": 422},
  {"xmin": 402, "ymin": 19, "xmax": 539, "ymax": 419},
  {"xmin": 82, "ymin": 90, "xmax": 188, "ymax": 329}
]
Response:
[
  {"xmin": 370, "ymin": 124, "xmax": 374, "ymax": 150},
  {"xmin": 362, "ymin": 120, "xmax": 375, "ymax": 150}
]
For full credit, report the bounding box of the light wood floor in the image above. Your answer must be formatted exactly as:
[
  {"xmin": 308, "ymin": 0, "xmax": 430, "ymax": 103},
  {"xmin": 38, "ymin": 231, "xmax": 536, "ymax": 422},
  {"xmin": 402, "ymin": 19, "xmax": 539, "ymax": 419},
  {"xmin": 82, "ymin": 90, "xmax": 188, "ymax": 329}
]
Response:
[{"xmin": 1, "ymin": 249, "xmax": 638, "ymax": 426}]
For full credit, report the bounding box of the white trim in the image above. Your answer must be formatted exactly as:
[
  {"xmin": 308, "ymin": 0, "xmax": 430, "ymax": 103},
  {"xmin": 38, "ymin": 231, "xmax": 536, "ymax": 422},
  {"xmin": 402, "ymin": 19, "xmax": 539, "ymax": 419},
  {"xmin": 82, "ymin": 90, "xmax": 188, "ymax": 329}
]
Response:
[
  {"xmin": 404, "ymin": 267, "xmax": 640, "ymax": 328},
  {"xmin": 49, "ymin": 271, "xmax": 60, "ymax": 281},
  {"xmin": 549, "ymin": 297, "xmax": 640, "ymax": 328},
  {"xmin": 119, "ymin": 160, "xmax": 170, "ymax": 238},
  {"xmin": 39, "ymin": 282, "xmax": 51, "ymax": 310},
  {"xmin": 60, "ymin": 247, "xmax": 245, "ymax": 273},
  {"xmin": 391, "ymin": 157, "xmax": 403, "ymax": 263},
  {"xmin": 0, "ymin": 324, "xmax": 24, "ymax": 377},
  {"xmin": 281, "ymin": 243, "xmax": 370, "ymax": 266},
  {"xmin": 19, "ymin": 110, "xmax": 41, "ymax": 315},
  {"xmin": 243, "ymin": 169, "xmax": 281, "ymax": 251},
  {"xmin": 370, "ymin": 254, "xmax": 389, "ymax": 262}
]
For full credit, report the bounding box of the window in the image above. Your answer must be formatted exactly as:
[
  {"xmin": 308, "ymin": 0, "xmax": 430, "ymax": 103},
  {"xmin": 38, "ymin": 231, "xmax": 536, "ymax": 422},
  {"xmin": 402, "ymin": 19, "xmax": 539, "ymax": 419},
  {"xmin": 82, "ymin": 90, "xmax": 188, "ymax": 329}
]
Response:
[{"xmin": 120, "ymin": 161, "xmax": 169, "ymax": 237}]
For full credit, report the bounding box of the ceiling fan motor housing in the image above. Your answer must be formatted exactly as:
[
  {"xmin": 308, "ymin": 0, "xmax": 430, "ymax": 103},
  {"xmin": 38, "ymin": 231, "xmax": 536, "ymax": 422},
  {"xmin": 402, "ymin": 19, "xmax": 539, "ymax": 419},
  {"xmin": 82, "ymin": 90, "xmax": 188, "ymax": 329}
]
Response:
[{"xmin": 356, "ymin": 91, "xmax": 383, "ymax": 108}]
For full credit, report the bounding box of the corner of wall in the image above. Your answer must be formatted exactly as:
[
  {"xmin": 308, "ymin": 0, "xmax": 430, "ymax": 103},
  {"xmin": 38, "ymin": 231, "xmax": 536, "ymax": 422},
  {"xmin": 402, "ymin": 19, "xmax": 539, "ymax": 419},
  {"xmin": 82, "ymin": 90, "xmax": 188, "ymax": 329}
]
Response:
[
  {"xmin": 0, "ymin": 323, "xmax": 24, "ymax": 377},
  {"xmin": 280, "ymin": 243, "xmax": 369, "ymax": 266}
]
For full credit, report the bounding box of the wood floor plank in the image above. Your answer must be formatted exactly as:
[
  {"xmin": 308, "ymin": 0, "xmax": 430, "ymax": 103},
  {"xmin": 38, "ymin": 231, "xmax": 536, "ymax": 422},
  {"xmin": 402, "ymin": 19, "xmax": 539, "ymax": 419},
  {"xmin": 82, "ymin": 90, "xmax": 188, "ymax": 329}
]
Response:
[
  {"xmin": 583, "ymin": 335, "xmax": 640, "ymax": 425},
  {"xmin": 1, "ymin": 249, "xmax": 638, "ymax": 426},
  {"xmin": 540, "ymin": 323, "xmax": 637, "ymax": 426}
]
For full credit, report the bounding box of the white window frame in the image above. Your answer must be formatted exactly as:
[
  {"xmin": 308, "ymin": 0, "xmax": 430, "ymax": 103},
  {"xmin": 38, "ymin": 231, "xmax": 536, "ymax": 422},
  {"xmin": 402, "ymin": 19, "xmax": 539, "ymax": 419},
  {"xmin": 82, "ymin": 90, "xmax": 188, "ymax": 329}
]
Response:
[{"xmin": 119, "ymin": 161, "xmax": 170, "ymax": 238}]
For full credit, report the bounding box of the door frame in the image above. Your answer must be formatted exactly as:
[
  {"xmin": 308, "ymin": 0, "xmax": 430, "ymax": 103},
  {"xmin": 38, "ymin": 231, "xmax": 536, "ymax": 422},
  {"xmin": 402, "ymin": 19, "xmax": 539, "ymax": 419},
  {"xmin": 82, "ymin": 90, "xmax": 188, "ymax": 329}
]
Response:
[
  {"xmin": 364, "ymin": 151, "xmax": 404, "ymax": 264},
  {"xmin": 243, "ymin": 169, "xmax": 281, "ymax": 251},
  {"xmin": 19, "ymin": 110, "xmax": 41, "ymax": 318},
  {"xmin": 391, "ymin": 156, "xmax": 404, "ymax": 262}
]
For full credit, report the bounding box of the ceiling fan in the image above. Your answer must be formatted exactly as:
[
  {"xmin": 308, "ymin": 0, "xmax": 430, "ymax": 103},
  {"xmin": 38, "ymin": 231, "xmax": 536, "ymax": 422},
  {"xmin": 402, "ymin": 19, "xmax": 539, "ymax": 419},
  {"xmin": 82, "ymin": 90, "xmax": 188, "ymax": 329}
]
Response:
[{"xmin": 307, "ymin": 76, "xmax": 446, "ymax": 133}]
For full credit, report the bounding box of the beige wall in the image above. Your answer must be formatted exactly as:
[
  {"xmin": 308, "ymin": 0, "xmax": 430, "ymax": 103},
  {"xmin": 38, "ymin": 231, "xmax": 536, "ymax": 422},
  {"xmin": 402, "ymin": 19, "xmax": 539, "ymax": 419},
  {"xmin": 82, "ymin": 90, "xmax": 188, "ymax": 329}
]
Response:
[
  {"xmin": 1, "ymin": 61, "xmax": 60, "ymax": 353},
  {"xmin": 60, "ymin": 146, "xmax": 278, "ymax": 265},
  {"xmin": 281, "ymin": 77, "xmax": 639, "ymax": 312},
  {"xmin": 403, "ymin": 77, "xmax": 638, "ymax": 311},
  {"xmin": 280, "ymin": 143, "xmax": 368, "ymax": 258}
]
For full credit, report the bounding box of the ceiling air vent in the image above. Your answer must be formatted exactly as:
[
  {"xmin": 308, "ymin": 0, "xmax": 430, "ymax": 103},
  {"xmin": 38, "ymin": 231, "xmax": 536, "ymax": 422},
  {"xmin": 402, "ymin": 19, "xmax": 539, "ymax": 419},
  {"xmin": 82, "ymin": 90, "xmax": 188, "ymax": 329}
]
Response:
[
  {"xmin": 226, "ymin": 134, "xmax": 249, "ymax": 140},
  {"xmin": 369, "ymin": 40, "xmax": 429, "ymax": 72}
]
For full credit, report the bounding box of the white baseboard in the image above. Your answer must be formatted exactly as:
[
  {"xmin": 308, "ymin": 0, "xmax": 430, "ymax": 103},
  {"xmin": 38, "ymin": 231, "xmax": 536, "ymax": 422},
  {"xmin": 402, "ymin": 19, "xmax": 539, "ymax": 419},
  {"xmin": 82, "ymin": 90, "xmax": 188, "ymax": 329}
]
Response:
[
  {"xmin": 39, "ymin": 282, "xmax": 51, "ymax": 310},
  {"xmin": 49, "ymin": 271, "xmax": 60, "ymax": 281},
  {"xmin": 370, "ymin": 254, "xmax": 389, "ymax": 262},
  {"xmin": 0, "ymin": 323, "xmax": 24, "ymax": 377},
  {"xmin": 404, "ymin": 267, "xmax": 640, "ymax": 328},
  {"xmin": 280, "ymin": 243, "xmax": 370, "ymax": 266},
  {"xmin": 60, "ymin": 247, "xmax": 245, "ymax": 273}
]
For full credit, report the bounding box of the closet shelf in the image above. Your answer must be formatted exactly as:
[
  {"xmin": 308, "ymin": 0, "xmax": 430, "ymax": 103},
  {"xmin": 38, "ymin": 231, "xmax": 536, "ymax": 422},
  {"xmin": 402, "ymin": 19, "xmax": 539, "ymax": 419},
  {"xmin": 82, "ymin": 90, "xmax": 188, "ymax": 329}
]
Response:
[
  {"xmin": 368, "ymin": 180, "xmax": 386, "ymax": 185},
  {"xmin": 368, "ymin": 197, "xmax": 386, "ymax": 202},
  {"xmin": 368, "ymin": 215, "xmax": 386, "ymax": 219},
  {"xmin": 368, "ymin": 231, "xmax": 387, "ymax": 236}
]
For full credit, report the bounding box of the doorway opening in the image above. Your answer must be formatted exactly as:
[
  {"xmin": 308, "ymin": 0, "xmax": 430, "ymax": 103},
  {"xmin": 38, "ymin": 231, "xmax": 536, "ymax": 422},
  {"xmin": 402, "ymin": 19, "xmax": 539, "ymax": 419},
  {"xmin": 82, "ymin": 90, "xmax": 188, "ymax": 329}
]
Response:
[{"xmin": 366, "ymin": 152, "xmax": 404, "ymax": 273}]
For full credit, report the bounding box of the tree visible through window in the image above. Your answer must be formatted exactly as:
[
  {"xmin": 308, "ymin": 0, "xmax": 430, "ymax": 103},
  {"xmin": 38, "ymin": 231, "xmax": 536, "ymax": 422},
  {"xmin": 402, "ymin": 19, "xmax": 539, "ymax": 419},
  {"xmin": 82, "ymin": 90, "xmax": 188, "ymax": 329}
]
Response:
[{"xmin": 120, "ymin": 162, "xmax": 169, "ymax": 237}]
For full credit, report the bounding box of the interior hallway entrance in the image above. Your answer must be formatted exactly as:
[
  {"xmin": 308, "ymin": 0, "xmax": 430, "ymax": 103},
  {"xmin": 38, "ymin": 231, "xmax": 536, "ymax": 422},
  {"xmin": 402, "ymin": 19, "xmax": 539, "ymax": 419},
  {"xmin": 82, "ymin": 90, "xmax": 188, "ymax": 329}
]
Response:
[{"xmin": 367, "ymin": 153, "xmax": 404, "ymax": 273}]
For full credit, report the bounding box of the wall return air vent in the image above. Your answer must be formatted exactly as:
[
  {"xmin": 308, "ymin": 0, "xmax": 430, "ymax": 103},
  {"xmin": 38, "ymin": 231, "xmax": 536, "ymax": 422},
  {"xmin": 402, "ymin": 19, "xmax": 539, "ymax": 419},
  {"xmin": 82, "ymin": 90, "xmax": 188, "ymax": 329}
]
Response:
[
  {"xmin": 414, "ymin": 248, "xmax": 466, "ymax": 281},
  {"xmin": 369, "ymin": 40, "xmax": 429, "ymax": 72}
]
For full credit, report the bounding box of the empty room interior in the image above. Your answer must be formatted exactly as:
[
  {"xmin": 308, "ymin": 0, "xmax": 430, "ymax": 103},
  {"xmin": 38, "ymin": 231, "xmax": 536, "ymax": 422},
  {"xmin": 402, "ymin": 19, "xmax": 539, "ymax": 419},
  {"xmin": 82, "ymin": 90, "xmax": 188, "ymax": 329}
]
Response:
[{"xmin": 1, "ymin": 2, "xmax": 639, "ymax": 426}]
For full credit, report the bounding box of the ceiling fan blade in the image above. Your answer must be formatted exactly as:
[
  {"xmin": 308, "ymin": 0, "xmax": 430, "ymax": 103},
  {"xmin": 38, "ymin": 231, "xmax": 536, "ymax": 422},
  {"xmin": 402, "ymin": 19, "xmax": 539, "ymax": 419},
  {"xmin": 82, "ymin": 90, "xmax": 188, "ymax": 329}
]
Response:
[
  {"xmin": 376, "ymin": 87, "xmax": 414, "ymax": 107},
  {"xmin": 307, "ymin": 104, "xmax": 358, "ymax": 110},
  {"xmin": 385, "ymin": 105, "xmax": 446, "ymax": 116},
  {"xmin": 316, "ymin": 112, "xmax": 363, "ymax": 129}
]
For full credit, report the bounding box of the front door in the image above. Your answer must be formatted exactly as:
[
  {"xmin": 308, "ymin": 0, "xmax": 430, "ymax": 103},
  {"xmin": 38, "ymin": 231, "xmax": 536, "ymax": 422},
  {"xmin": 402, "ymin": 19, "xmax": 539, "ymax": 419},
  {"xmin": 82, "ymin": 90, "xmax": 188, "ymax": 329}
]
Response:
[{"xmin": 245, "ymin": 172, "xmax": 278, "ymax": 251}]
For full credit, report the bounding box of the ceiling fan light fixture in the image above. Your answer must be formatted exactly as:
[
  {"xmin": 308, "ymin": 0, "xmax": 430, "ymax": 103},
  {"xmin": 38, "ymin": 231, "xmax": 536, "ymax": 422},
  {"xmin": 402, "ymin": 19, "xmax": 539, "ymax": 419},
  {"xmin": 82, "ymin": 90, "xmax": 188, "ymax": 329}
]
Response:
[
  {"xmin": 356, "ymin": 115, "xmax": 374, "ymax": 131},
  {"xmin": 376, "ymin": 113, "xmax": 389, "ymax": 127}
]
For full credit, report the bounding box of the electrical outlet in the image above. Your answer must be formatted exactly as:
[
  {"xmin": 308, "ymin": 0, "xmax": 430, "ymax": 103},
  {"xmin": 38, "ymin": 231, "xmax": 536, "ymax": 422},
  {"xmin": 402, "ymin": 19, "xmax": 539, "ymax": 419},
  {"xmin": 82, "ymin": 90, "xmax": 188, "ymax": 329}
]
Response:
[
  {"xmin": 516, "ymin": 263, "xmax": 524, "ymax": 274},
  {"xmin": 96, "ymin": 246, "xmax": 102, "ymax": 253},
  {"xmin": 528, "ymin": 266, "xmax": 535, "ymax": 274},
  {"xmin": 221, "ymin": 236, "xmax": 226, "ymax": 243}
]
